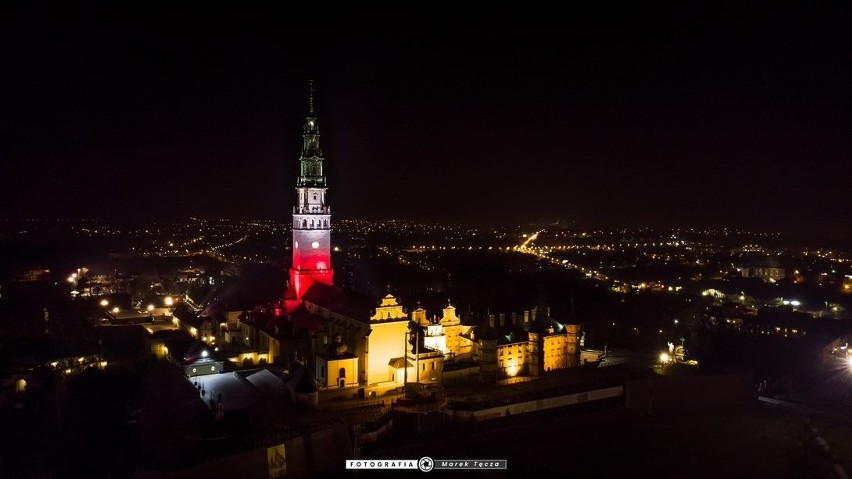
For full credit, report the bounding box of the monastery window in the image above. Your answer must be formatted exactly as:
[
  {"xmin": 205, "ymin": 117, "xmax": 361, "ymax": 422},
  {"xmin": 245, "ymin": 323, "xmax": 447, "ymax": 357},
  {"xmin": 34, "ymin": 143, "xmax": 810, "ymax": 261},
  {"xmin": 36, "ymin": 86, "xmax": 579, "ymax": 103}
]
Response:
[
  {"xmin": 431, "ymin": 362, "xmax": 435, "ymax": 370},
  {"xmin": 422, "ymin": 364, "xmax": 426, "ymax": 371},
  {"xmin": 302, "ymin": 219, "xmax": 307, "ymax": 228}
]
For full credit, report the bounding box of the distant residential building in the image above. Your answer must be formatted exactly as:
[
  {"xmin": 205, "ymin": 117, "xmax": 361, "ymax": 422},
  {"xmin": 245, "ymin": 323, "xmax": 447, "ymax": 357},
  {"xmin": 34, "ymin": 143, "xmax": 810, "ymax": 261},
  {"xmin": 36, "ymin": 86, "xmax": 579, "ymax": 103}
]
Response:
[
  {"xmin": 149, "ymin": 331, "xmax": 223, "ymax": 377},
  {"xmin": 738, "ymin": 266, "xmax": 786, "ymax": 282}
]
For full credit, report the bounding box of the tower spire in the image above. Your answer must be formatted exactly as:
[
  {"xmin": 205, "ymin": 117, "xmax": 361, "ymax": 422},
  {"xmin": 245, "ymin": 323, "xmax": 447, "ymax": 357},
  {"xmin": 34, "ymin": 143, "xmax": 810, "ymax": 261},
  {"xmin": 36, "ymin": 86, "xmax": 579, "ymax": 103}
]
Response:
[
  {"xmin": 300, "ymin": 81, "xmax": 322, "ymax": 161},
  {"xmin": 308, "ymin": 80, "xmax": 314, "ymax": 115}
]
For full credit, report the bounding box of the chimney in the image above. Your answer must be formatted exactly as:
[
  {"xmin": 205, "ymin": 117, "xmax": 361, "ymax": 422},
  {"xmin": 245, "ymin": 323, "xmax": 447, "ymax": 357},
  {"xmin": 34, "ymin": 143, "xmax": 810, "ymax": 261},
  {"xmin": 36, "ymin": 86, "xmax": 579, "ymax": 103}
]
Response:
[
  {"xmin": 547, "ymin": 306, "xmax": 551, "ymax": 317},
  {"xmin": 499, "ymin": 313, "xmax": 505, "ymax": 327},
  {"xmin": 488, "ymin": 314, "xmax": 495, "ymax": 328},
  {"xmin": 524, "ymin": 310, "xmax": 530, "ymax": 324},
  {"xmin": 511, "ymin": 312, "xmax": 517, "ymax": 325}
]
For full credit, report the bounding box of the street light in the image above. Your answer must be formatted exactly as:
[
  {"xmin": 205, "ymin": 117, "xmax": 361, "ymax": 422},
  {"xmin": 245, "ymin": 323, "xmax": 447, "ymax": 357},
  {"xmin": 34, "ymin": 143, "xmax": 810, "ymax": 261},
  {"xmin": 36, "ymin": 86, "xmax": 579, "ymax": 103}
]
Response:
[{"xmin": 100, "ymin": 299, "xmax": 109, "ymax": 307}]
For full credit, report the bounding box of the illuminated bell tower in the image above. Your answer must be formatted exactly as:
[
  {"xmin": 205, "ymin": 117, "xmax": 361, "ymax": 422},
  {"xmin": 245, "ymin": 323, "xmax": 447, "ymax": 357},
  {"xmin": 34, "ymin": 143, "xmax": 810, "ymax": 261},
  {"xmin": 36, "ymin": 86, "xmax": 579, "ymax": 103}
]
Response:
[{"xmin": 289, "ymin": 82, "xmax": 333, "ymax": 298}]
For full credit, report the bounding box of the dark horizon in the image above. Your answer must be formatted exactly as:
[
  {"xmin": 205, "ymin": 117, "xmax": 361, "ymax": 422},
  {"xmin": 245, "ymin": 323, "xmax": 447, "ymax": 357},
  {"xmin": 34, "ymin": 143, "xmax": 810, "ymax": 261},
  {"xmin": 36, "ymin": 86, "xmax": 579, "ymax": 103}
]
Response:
[{"xmin": 3, "ymin": 3, "xmax": 850, "ymax": 237}]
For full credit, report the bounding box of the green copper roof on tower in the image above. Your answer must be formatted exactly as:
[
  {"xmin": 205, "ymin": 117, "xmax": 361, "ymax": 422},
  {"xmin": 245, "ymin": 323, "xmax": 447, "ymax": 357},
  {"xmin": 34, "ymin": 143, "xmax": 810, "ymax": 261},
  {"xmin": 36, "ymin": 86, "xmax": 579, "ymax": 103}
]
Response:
[{"xmin": 298, "ymin": 80, "xmax": 325, "ymax": 187}]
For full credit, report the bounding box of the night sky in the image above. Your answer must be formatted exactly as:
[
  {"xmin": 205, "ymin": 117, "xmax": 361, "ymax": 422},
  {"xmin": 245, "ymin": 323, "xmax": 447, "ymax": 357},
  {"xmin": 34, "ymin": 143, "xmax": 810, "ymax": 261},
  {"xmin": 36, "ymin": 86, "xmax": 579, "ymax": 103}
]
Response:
[{"xmin": 2, "ymin": 3, "xmax": 850, "ymax": 236}]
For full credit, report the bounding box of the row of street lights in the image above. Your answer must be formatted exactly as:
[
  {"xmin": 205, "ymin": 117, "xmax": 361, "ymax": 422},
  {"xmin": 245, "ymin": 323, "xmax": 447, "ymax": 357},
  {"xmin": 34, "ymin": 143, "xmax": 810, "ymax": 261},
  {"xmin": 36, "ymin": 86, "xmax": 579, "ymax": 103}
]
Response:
[{"xmin": 99, "ymin": 296, "xmax": 174, "ymax": 315}]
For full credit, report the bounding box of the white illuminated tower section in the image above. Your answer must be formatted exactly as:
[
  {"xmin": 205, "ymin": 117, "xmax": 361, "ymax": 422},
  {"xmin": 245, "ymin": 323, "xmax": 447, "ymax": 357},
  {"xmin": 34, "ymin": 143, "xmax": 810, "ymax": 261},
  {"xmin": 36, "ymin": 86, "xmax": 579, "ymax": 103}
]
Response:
[{"xmin": 289, "ymin": 85, "xmax": 333, "ymax": 298}]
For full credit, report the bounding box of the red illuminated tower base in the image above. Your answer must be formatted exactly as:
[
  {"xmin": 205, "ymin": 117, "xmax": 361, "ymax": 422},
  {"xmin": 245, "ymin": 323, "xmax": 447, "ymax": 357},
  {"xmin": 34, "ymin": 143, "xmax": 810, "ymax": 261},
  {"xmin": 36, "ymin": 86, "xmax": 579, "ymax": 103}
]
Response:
[{"xmin": 289, "ymin": 268, "xmax": 334, "ymax": 299}]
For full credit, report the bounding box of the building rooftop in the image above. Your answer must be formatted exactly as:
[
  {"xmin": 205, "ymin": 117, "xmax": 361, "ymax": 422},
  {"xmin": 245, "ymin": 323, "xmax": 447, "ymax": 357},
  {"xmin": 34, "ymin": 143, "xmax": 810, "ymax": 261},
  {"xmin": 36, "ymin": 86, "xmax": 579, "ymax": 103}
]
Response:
[
  {"xmin": 302, "ymin": 282, "xmax": 380, "ymax": 323},
  {"xmin": 497, "ymin": 323, "xmax": 530, "ymax": 345},
  {"xmin": 528, "ymin": 315, "xmax": 566, "ymax": 336}
]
